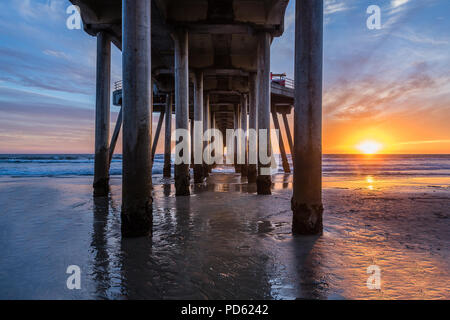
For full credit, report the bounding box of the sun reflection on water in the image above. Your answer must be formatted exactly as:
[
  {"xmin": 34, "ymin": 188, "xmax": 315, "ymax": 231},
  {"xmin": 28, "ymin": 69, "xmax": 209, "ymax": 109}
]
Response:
[{"xmin": 366, "ymin": 176, "xmax": 374, "ymax": 190}]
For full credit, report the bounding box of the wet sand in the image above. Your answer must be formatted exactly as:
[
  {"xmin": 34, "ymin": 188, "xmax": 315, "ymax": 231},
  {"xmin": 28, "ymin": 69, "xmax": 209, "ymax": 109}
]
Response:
[{"xmin": 0, "ymin": 171, "xmax": 449, "ymax": 299}]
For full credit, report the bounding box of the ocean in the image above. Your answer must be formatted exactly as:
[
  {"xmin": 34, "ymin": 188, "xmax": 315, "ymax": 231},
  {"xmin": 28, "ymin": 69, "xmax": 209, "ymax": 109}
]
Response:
[{"xmin": 0, "ymin": 154, "xmax": 449, "ymax": 179}]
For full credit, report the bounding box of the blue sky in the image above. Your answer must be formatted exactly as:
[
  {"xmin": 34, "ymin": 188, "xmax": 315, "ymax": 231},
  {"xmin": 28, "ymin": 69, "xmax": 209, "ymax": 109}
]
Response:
[{"xmin": 0, "ymin": 0, "xmax": 449, "ymax": 153}]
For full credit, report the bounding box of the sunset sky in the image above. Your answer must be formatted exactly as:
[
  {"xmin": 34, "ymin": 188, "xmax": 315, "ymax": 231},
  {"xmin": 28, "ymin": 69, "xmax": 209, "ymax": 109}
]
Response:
[{"xmin": 0, "ymin": 0, "xmax": 449, "ymax": 154}]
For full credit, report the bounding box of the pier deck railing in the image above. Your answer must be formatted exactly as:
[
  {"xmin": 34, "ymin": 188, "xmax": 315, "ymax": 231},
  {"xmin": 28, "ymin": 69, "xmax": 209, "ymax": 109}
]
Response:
[
  {"xmin": 284, "ymin": 77, "xmax": 294, "ymax": 89},
  {"xmin": 114, "ymin": 80, "xmax": 123, "ymax": 91},
  {"xmin": 114, "ymin": 77, "xmax": 293, "ymax": 94}
]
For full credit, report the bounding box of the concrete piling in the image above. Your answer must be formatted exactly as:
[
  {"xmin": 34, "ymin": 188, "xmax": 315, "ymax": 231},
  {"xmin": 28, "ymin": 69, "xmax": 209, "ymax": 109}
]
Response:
[
  {"xmin": 248, "ymin": 73, "xmax": 257, "ymax": 183},
  {"xmin": 292, "ymin": 0, "xmax": 324, "ymax": 235},
  {"xmin": 163, "ymin": 94, "xmax": 172, "ymax": 178},
  {"xmin": 174, "ymin": 29, "xmax": 191, "ymax": 196},
  {"xmin": 203, "ymin": 93, "xmax": 211, "ymax": 177},
  {"xmin": 190, "ymin": 119, "xmax": 194, "ymax": 169},
  {"xmin": 121, "ymin": 0, "xmax": 153, "ymax": 237},
  {"xmin": 211, "ymin": 111, "xmax": 216, "ymax": 170},
  {"xmin": 234, "ymin": 104, "xmax": 241, "ymax": 173},
  {"xmin": 240, "ymin": 94, "xmax": 248, "ymax": 177},
  {"xmin": 93, "ymin": 31, "xmax": 111, "ymax": 197},
  {"xmin": 281, "ymin": 112, "xmax": 294, "ymax": 159},
  {"xmin": 193, "ymin": 71, "xmax": 204, "ymax": 183},
  {"xmin": 256, "ymin": 32, "xmax": 272, "ymax": 195},
  {"xmin": 152, "ymin": 110, "xmax": 165, "ymax": 162},
  {"xmin": 271, "ymin": 110, "xmax": 290, "ymax": 173},
  {"xmin": 108, "ymin": 107, "xmax": 122, "ymax": 167}
]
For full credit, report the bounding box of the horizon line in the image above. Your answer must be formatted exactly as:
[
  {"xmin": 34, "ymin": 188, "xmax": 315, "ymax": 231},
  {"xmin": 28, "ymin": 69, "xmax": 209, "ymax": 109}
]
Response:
[{"xmin": 1, "ymin": 153, "xmax": 450, "ymax": 156}]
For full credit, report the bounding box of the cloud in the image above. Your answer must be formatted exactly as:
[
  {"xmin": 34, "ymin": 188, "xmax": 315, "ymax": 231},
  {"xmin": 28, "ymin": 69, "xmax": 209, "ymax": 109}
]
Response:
[
  {"xmin": 0, "ymin": 86, "xmax": 95, "ymax": 153},
  {"xmin": 284, "ymin": 8, "xmax": 295, "ymax": 30},
  {"xmin": 0, "ymin": 86, "xmax": 122, "ymax": 153},
  {"xmin": 391, "ymin": 0, "xmax": 410, "ymax": 9},
  {"xmin": 395, "ymin": 140, "xmax": 450, "ymax": 145},
  {"xmin": 43, "ymin": 49, "xmax": 71, "ymax": 60},
  {"xmin": 0, "ymin": 46, "xmax": 95, "ymax": 95},
  {"xmin": 382, "ymin": 0, "xmax": 423, "ymax": 30},
  {"xmin": 392, "ymin": 29, "xmax": 449, "ymax": 46},
  {"xmin": 324, "ymin": 0, "xmax": 351, "ymax": 15},
  {"xmin": 14, "ymin": 0, "xmax": 65, "ymax": 21},
  {"xmin": 324, "ymin": 62, "xmax": 442, "ymax": 122}
]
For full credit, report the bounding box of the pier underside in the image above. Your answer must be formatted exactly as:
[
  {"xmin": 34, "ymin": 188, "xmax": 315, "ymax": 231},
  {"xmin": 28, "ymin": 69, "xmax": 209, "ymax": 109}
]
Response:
[
  {"xmin": 70, "ymin": 0, "xmax": 324, "ymax": 237},
  {"xmin": 73, "ymin": 0, "xmax": 293, "ymax": 134}
]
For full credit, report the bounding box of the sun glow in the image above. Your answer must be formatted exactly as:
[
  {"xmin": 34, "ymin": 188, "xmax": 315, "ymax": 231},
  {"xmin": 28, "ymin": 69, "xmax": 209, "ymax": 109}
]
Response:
[
  {"xmin": 356, "ymin": 140, "xmax": 383, "ymax": 154},
  {"xmin": 366, "ymin": 176, "xmax": 375, "ymax": 190}
]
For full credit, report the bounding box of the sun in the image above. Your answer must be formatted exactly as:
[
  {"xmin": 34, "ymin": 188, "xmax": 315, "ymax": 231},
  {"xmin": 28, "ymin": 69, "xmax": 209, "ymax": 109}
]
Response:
[{"xmin": 356, "ymin": 140, "xmax": 383, "ymax": 154}]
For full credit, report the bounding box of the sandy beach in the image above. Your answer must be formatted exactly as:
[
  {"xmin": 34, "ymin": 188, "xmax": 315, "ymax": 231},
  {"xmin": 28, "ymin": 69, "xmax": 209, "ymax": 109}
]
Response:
[{"xmin": 0, "ymin": 170, "xmax": 448, "ymax": 300}]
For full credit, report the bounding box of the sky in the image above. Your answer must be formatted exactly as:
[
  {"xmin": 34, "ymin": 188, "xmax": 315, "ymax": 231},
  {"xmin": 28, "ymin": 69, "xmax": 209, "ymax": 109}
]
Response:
[{"xmin": 0, "ymin": 0, "xmax": 449, "ymax": 154}]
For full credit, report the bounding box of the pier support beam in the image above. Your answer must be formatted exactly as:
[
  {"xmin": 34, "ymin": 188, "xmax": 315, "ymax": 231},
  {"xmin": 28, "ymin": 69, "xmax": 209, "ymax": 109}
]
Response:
[
  {"xmin": 190, "ymin": 118, "xmax": 194, "ymax": 168},
  {"xmin": 272, "ymin": 110, "xmax": 290, "ymax": 173},
  {"xmin": 292, "ymin": 0, "xmax": 324, "ymax": 235},
  {"xmin": 193, "ymin": 71, "xmax": 204, "ymax": 183},
  {"xmin": 211, "ymin": 111, "xmax": 216, "ymax": 169},
  {"xmin": 163, "ymin": 94, "xmax": 172, "ymax": 178},
  {"xmin": 151, "ymin": 110, "xmax": 165, "ymax": 162},
  {"xmin": 203, "ymin": 93, "xmax": 210, "ymax": 177},
  {"xmin": 234, "ymin": 104, "xmax": 241, "ymax": 173},
  {"xmin": 174, "ymin": 30, "xmax": 191, "ymax": 196},
  {"xmin": 108, "ymin": 107, "xmax": 122, "ymax": 167},
  {"xmin": 256, "ymin": 32, "xmax": 272, "ymax": 195},
  {"xmin": 248, "ymin": 73, "xmax": 257, "ymax": 183},
  {"xmin": 240, "ymin": 94, "xmax": 248, "ymax": 177},
  {"xmin": 93, "ymin": 31, "xmax": 111, "ymax": 197},
  {"xmin": 121, "ymin": 0, "xmax": 152, "ymax": 237},
  {"xmin": 282, "ymin": 112, "xmax": 294, "ymax": 159}
]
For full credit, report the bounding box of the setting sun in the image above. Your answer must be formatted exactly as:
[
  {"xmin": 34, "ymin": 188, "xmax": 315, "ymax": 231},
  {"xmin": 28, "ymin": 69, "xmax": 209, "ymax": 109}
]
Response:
[{"xmin": 356, "ymin": 140, "xmax": 383, "ymax": 154}]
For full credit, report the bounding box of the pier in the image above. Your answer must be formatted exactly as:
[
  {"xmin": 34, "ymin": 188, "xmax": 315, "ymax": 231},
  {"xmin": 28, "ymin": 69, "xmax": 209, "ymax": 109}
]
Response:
[{"xmin": 70, "ymin": 0, "xmax": 323, "ymax": 237}]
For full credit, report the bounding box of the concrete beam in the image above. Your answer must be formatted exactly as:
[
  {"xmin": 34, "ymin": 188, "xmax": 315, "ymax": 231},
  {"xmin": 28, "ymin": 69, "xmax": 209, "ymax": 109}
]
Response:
[
  {"xmin": 121, "ymin": 0, "xmax": 153, "ymax": 237},
  {"xmin": 204, "ymin": 69, "xmax": 249, "ymax": 77},
  {"xmin": 186, "ymin": 24, "xmax": 253, "ymax": 35},
  {"xmin": 240, "ymin": 94, "xmax": 248, "ymax": 177},
  {"xmin": 193, "ymin": 71, "xmax": 204, "ymax": 183},
  {"xmin": 256, "ymin": 32, "xmax": 272, "ymax": 195},
  {"xmin": 109, "ymin": 107, "xmax": 122, "ymax": 167},
  {"xmin": 93, "ymin": 32, "xmax": 111, "ymax": 197},
  {"xmin": 234, "ymin": 104, "xmax": 241, "ymax": 173},
  {"xmin": 282, "ymin": 113, "xmax": 294, "ymax": 158},
  {"xmin": 292, "ymin": 0, "xmax": 324, "ymax": 235},
  {"xmin": 163, "ymin": 94, "xmax": 173, "ymax": 178},
  {"xmin": 248, "ymin": 72, "xmax": 257, "ymax": 183},
  {"xmin": 203, "ymin": 93, "xmax": 211, "ymax": 176},
  {"xmin": 152, "ymin": 110, "xmax": 165, "ymax": 162},
  {"xmin": 272, "ymin": 110, "xmax": 290, "ymax": 173},
  {"xmin": 174, "ymin": 29, "xmax": 191, "ymax": 196}
]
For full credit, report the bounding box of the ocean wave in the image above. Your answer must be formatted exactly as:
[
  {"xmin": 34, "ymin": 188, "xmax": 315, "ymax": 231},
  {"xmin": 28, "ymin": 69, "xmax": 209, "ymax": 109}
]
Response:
[{"xmin": 1, "ymin": 154, "xmax": 449, "ymax": 178}]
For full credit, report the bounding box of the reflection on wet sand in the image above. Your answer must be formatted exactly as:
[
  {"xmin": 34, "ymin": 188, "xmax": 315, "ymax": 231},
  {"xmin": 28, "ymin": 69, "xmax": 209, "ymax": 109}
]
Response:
[
  {"xmin": 110, "ymin": 184, "xmax": 275, "ymax": 299},
  {"xmin": 290, "ymin": 236, "xmax": 325, "ymax": 299},
  {"xmin": 0, "ymin": 170, "xmax": 448, "ymax": 299},
  {"xmin": 89, "ymin": 171, "xmax": 449, "ymax": 299},
  {"xmin": 91, "ymin": 196, "xmax": 110, "ymax": 298}
]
